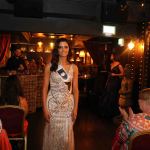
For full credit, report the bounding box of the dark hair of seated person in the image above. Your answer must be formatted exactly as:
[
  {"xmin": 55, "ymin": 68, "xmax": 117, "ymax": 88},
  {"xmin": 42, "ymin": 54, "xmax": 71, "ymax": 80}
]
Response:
[{"xmin": 4, "ymin": 75, "xmax": 24, "ymax": 105}]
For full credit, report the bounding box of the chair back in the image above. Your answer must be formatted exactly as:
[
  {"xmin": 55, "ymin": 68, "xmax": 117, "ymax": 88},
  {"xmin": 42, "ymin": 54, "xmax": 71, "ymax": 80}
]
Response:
[
  {"xmin": 129, "ymin": 130, "xmax": 150, "ymax": 150},
  {"xmin": 0, "ymin": 105, "xmax": 25, "ymax": 137}
]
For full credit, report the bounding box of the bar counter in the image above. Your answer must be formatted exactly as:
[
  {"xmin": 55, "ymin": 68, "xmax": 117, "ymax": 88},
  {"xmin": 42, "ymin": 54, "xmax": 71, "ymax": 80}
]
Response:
[{"xmin": 0, "ymin": 74, "xmax": 43, "ymax": 113}]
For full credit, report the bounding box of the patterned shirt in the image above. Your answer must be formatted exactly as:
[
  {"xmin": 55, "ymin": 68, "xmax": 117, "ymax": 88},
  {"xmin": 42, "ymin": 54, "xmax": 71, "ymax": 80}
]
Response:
[{"xmin": 112, "ymin": 113, "xmax": 150, "ymax": 150}]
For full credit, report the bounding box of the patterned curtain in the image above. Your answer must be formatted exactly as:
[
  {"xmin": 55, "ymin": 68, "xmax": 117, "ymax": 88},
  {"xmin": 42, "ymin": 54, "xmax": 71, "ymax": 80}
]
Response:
[{"xmin": 0, "ymin": 33, "xmax": 11, "ymax": 67}]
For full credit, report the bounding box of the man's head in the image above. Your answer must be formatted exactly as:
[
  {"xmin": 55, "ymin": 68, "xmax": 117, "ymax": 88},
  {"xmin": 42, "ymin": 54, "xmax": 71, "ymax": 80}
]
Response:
[
  {"xmin": 138, "ymin": 88, "xmax": 150, "ymax": 113},
  {"xmin": 10, "ymin": 44, "xmax": 21, "ymax": 57},
  {"xmin": 14, "ymin": 49, "xmax": 21, "ymax": 57}
]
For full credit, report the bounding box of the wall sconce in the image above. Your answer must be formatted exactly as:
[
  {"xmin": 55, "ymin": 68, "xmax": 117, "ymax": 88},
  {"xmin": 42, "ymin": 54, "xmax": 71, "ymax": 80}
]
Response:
[
  {"xmin": 79, "ymin": 50, "xmax": 85, "ymax": 57},
  {"xmin": 139, "ymin": 42, "xmax": 144, "ymax": 51},
  {"xmin": 128, "ymin": 41, "xmax": 135, "ymax": 50},
  {"xmin": 79, "ymin": 50, "xmax": 86, "ymax": 63}
]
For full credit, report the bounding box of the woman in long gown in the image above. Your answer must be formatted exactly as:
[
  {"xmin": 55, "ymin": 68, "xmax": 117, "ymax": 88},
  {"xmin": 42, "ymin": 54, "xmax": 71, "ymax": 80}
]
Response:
[
  {"xmin": 42, "ymin": 38, "xmax": 79, "ymax": 150},
  {"xmin": 101, "ymin": 53, "xmax": 124, "ymax": 117}
]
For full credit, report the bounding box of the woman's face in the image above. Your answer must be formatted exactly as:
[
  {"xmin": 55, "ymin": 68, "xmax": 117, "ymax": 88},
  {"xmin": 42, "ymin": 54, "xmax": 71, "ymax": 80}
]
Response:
[
  {"xmin": 58, "ymin": 41, "xmax": 69, "ymax": 57},
  {"xmin": 110, "ymin": 54, "xmax": 114, "ymax": 61}
]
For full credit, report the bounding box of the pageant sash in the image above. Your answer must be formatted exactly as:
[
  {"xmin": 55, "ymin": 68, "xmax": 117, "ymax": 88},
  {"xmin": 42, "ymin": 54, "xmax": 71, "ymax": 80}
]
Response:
[{"xmin": 57, "ymin": 67, "xmax": 71, "ymax": 91}]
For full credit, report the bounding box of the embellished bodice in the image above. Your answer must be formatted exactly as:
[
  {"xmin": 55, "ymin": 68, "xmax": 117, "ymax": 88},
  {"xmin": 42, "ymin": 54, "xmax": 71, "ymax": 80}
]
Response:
[
  {"xmin": 50, "ymin": 64, "xmax": 73, "ymax": 93},
  {"xmin": 47, "ymin": 64, "xmax": 74, "ymax": 117},
  {"xmin": 111, "ymin": 64, "xmax": 121, "ymax": 74}
]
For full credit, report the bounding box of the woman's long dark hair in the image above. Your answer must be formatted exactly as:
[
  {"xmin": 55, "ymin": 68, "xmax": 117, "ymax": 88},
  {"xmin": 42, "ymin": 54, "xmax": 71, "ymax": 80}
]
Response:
[
  {"xmin": 50, "ymin": 38, "xmax": 72, "ymax": 72},
  {"xmin": 111, "ymin": 53, "xmax": 120, "ymax": 62},
  {"xmin": 4, "ymin": 75, "xmax": 24, "ymax": 105}
]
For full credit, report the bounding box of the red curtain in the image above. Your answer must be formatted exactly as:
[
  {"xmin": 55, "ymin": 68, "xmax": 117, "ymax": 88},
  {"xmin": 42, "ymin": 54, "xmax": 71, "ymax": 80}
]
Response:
[{"xmin": 0, "ymin": 33, "xmax": 11, "ymax": 66}]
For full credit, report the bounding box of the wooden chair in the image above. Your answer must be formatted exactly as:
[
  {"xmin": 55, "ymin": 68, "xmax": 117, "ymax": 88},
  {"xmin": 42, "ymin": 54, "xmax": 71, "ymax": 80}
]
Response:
[
  {"xmin": 0, "ymin": 105, "xmax": 28, "ymax": 150},
  {"xmin": 129, "ymin": 130, "xmax": 150, "ymax": 150}
]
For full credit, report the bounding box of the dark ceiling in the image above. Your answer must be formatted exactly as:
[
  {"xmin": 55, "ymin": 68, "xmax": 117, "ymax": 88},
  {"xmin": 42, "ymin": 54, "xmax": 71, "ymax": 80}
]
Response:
[{"xmin": 0, "ymin": 0, "xmax": 149, "ymax": 37}]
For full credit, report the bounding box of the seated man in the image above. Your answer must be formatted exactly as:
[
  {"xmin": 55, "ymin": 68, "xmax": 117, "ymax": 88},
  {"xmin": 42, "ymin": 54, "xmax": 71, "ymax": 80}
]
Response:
[
  {"xmin": 112, "ymin": 88, "xmax": 150, "ymax": 150},
  {"xmin": 6, "ymin": 45, "xmax": 27, "ymax": 72}
]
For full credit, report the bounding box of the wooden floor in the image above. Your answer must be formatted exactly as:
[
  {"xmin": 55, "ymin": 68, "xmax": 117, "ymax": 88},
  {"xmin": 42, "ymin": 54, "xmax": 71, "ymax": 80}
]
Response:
[{"xmin": 27, "ymin": 99, "xmax": 118, "ymax": 150}]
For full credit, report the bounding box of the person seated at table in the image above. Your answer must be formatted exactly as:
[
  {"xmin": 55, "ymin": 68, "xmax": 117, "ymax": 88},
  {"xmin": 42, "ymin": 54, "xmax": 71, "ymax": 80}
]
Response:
[
  {"xmin": 2, "ymin": 75, "xmax": 28, "ymax": 116},
  {"xmin": 112, "ymin": 88, "xmax": 150, "ymax": 150},
  {"xmin": 5, "ymin": 45, "xmax": 27, "ymax": 72},
  {"xmin": 29, "ymin": 59, "xmax": 37, "ymax": 74},
  {"xmin": 37, "ymin": 56, "xmax": 45, "ymax": 73}
]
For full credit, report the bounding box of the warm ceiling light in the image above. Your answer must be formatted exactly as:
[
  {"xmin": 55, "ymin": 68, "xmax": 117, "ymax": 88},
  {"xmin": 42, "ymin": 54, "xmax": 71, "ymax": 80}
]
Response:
[
  {"xmin": 50, "ymin": 35, "xmax": 55, "ymax": 39},
  {"xmin": 128, "ymin": 41, "xmax": 135, "ymax": 50},
  {"xmin": 70, "ymin": 35, "xmax": 74, "ymax": 40},
  {"xmin": 49, "ymin": 42, "xmax": 54, "ymax": 49},
  {"xmin": 37, "ymin": 41, "xmax": 43, "ymax": 47},
  {"xmin": 59, "ymin": 35, "xmax": 67, "ymax": 38},
  {"xmin": 37, "ymin": 33, "xmax": 46, "ymax": 37}
]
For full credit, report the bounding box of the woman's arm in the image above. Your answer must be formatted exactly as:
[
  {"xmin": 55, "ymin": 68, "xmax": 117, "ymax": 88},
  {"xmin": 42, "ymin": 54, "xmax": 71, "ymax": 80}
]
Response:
[
  {"xmin": 72, "ymin": 64, "xmax": 79, "ymax": 123},
  {"xmin": 42, "ymin": 64, "xmax": 51, "ymax": 122},
  {"xmin": 19, "ymin": 96, "xmax": 28, "ymax": 116}
]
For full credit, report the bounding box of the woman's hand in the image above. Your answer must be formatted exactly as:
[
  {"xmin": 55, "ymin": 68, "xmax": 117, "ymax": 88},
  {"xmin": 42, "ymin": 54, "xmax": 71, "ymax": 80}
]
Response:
[
  {"xmin": 119, "ymin": 107, "xmax": 134, "ymax": 121},
  {"xmin": 72, "ymin": 109, "xmax": 77, "ymax": 123},
  {"xmin": 119, "ymin": 107, "xmax": 129, "ymax": 121},
  {"xmin": 43, "ymin": 108, "xmax": 51, "ymax": 123},
  {"xmin": 111, "ymin": 73, "xmax": 116, "ymax": 76}
]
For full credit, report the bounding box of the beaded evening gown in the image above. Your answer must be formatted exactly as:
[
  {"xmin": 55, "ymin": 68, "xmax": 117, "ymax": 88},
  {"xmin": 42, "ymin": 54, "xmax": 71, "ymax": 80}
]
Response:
[{"xmin": 42, "ymin": 64, "xmax": 74, "ymax": 150}]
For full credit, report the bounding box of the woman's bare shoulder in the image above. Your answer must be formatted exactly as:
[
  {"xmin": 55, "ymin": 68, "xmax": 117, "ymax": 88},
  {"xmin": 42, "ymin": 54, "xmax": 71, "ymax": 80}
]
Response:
[
  {"xmin": 71, "ymin": 64, "xmax": 78, "ymax": 72},
  {"xmin": 72, "ymin": 64, "xmax": 78, "ymax": 69}
]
